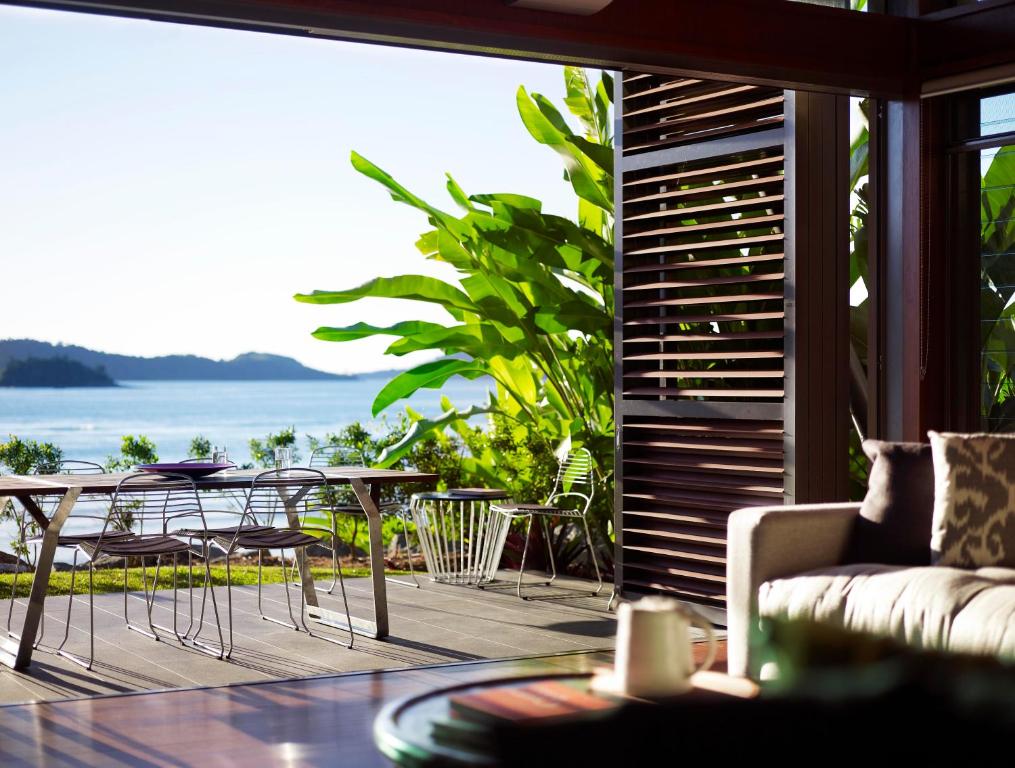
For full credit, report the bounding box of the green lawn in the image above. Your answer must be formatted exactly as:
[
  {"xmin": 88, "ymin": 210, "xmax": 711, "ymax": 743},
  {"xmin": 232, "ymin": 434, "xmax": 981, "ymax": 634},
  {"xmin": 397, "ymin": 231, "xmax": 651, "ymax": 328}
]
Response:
[{"xmin": 0, "ymin": 564, "xmax": 406, "ymax": 599}]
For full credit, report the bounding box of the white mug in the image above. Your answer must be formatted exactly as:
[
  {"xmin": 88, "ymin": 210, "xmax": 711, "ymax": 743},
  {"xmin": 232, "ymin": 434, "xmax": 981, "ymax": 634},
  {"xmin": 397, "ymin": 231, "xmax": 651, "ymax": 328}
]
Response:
[{"xmin": 613, "ymin": 596, "xmax": 716, "ymax": 697}]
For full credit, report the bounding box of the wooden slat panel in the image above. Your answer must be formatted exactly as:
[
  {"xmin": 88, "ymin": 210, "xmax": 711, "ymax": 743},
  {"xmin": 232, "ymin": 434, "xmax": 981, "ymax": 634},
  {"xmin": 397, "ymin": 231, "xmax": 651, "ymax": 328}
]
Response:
[
  {"xmin": 624, "ymin": 292, "xmax": 783, "ymax": 309},
  {"xmin": 625, "ymin": 330, "xmax": 784, "ymax": 343},
  {"xmin": 624, "ymin": 195, "xmax": 785, "ymax": 223},
  {"xmin": 623, "ymin": 387, "xmax": 784, "ymax": 397},
  {"xmin": 625, "ymin": 175, "xmax": 784, "ymax": 205},
  {"xmin": 624, "ymin": 310, "xmax": 784, "ymax": 325},
  {"xmin": 623, "ymin": 214, "xmax": 784, "ymax": 240},
  {"xmin": 624, "ymin": 272, "xmax": 784, "ymax": 292},
  {"xmin": 618, "ymin": 73, "xmax": 788, "ymax": 609},
  {"xmin": 624, "ymin": 350, "xmax": 782, "ymax": 361},
  {"xmin": 623, "ymin": 155, "xmax": 784, "ymax": 188},
  {"xmin": 624, "ymin": 114, "xmax": 784, "ymax": 155},
  {"xmin": 623, "ymin": 253, "xmax": 784, "ymax": 275},
  {"xmin": 626, "ymin": 233, "xmax": 784, "ymax": 257}
]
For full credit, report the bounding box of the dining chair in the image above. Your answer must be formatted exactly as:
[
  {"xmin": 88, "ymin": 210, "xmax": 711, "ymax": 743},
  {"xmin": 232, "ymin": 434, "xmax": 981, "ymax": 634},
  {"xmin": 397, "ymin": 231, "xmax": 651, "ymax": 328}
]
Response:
[
  {"xmin": 490, "ymin": 448, "xmax": 603, "ymax": 599},
  {"xmin": 300, "ymin": 445, "xmax": 420, "ymax": 590},
  {"xmin": 56, "ymin": 472, "xmax": 225, "ymax": 670},
  {"xmin": 216, "ymin": 468, "xmax": 354, "ymax": 656},
  {"xmin": 5, "ymin": 460, "xmax": 133, "ymax": 654}
]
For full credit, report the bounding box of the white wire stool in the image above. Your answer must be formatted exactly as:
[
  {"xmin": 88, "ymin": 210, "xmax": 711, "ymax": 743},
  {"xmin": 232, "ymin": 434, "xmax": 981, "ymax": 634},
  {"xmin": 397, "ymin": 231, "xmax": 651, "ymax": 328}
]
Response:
[{"xmin": 409, "ymin": 489, "xmax": 513, "ymax": 585}]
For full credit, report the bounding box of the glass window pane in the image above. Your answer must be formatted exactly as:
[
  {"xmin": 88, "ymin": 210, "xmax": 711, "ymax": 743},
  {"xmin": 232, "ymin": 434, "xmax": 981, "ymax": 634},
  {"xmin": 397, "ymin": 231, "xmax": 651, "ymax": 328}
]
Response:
[
  {"xmin": 982, "ymin": 93, "xmax": 1015, "ymax": 137},
  {"xmin": 979, "ymin": 143, "xmax": 1015, "ymax": 430}
]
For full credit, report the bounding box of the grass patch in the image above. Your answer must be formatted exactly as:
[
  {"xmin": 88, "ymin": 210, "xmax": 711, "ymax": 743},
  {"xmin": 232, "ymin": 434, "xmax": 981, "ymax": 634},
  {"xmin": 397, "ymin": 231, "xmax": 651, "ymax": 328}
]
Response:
[{"xmin": 0, "ymin": 564, "xmax": 407, "ymax": 599}]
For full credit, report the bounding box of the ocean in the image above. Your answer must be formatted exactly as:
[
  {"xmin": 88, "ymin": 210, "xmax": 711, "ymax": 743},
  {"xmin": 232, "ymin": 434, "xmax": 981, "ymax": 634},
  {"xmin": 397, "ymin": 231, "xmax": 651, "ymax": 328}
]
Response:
[
  {"xmin": 0, "ymin": 378, "xmax": 494, "ymax": 556},
  {"xmin": 0, "ymin": 378, "xmax": 494, "ymax": 466}
]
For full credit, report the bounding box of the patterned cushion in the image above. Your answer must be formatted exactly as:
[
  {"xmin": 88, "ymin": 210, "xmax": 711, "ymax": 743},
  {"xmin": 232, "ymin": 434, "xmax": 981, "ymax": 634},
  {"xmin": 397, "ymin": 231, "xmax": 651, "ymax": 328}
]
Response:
[
  {"xmin": 850, "ymin": 440, "xmax": 934, "ymax": 565},
  {"xmin": 929, "ymin": 431, "xmax": 1015, "ymax": 568}
]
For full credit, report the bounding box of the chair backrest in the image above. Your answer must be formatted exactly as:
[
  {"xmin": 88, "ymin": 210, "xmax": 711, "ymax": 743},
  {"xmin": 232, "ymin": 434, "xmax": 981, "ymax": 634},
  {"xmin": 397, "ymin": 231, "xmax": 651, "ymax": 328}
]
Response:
[
  {"xmin": 34, "ymin": 460, "xmax": 107, "ymax": 516},
  {"xmin": 243, "ymin": 468, "xmax": 328, "ymax": 528},
  {"xmin": 548, "ymin": 448, "xmax": 595, "ymax": 510},
  {"xmin": 34, "ymin": 459, "xmax": 105, "ymax": 476},
  {"xmin": 106, "ymin": 472, "xmax": 206, "ymax": 538},
  {"xmin": 309, "ymin": 446, "xmax": 365, "ymax": 469}
]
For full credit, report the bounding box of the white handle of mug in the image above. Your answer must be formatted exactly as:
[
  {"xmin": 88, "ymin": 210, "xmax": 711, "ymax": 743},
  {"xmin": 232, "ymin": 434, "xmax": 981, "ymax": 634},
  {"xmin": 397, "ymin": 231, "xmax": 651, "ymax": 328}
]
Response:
[{"xmin": 690, "ymin": 613, "xmax": 717, "ymax": 674}]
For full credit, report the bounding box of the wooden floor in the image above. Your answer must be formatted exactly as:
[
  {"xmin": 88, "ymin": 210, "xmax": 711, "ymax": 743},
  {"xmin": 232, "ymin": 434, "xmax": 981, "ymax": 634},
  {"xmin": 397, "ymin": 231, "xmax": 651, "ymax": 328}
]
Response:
[
  {"xmin": 1, "ymin": 572, "xmax": 616, "ymax": 704},
  {"xmin": 0, "ymin": 644, "xmax": 727, "ymax": 767}
]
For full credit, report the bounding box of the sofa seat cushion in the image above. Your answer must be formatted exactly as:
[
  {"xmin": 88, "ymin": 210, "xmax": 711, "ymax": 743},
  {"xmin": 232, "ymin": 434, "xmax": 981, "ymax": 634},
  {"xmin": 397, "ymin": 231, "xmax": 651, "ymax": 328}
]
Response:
[{"xmin": 758, "ymin": 564, "xmax": 1015, "ymax": 659}]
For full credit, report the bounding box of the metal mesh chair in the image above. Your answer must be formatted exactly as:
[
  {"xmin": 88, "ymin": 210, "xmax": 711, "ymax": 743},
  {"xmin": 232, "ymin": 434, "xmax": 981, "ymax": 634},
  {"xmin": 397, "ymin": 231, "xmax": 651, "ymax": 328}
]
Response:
[
  {"xmin": 216, "ymin": 468, "xmax": 354, "ymax": 654},
  {"xmin": 6, "ymin": 460, "xmax": 132, "ymax": 654},
  {"xmin": 301, "ymin": 446, "xmax": 420, "ymax": 590},
  {"xmin": 490, "ymin": 448, "xmax": 603, "ymax": 599},
  {"xmin": 55, "ymin": 472, "xmax": 225, "ymax": 669}
]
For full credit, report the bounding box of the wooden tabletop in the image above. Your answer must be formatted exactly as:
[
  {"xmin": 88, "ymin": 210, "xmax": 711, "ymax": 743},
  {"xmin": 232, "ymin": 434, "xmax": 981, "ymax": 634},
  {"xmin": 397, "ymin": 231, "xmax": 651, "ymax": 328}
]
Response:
[{"xmin": 0, "ymin": 467, "xmax": 438, "ymax": 497}]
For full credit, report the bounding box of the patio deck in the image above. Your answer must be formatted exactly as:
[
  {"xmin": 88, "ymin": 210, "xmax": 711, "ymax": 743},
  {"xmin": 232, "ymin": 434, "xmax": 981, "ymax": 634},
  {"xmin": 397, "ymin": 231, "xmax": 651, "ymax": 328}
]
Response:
[{"xmin": 1, "ymin": 572, "xmax": 616, "ymax": 705}]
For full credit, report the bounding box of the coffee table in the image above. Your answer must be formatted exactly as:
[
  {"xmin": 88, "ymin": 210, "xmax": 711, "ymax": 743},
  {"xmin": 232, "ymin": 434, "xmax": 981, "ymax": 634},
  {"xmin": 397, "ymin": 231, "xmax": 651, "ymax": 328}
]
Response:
[{"xmin": 373, "ymin": 669, "xmax": 758, "ymax": 766}]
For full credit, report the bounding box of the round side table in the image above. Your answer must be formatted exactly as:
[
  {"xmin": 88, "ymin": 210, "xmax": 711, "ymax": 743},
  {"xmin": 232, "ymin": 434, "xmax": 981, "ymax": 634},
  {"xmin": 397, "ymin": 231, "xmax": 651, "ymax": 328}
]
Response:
[{"xmin": 410, "ymin": 488, "xmax": 512, "ymax": 585}]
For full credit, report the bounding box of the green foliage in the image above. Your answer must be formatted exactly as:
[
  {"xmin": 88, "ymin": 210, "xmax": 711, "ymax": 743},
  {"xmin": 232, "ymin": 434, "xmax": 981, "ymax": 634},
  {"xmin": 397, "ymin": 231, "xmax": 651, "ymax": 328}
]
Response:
[
  {"xmin": 248, "ymin": 427, "xmax": 299, "ymax": 468},
  {"xmin": 978, "ymin": 146, "xmax": 1015, "ymax": 430},
  {"xmin": 0, "ymin": 435, "xmax": 64, "ymax": 552},
  {"xmin": 847, "ymin": 101, "xmax": 872, "ymax": 500},
  {"xmin": 105, "ymin": 434, "xmax": 158, "ymax": 472},
  {"xmin": 0, "ymin": 434, "xmax": 63, "ymax": 475},
  {"xmin": 295, "ymin": 67, "xmax": 615, "ymax": 540},
  {"xmin": 188, "ymin": 435, "xmax": 212, "ymax": 459}
]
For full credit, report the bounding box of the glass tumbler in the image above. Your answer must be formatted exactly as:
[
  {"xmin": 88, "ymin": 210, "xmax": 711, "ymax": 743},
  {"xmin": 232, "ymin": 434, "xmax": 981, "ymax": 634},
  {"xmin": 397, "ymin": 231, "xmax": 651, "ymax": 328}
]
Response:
[{"xmin": 274, "ymin": 447, "xmax": 292, "ymax": 473}]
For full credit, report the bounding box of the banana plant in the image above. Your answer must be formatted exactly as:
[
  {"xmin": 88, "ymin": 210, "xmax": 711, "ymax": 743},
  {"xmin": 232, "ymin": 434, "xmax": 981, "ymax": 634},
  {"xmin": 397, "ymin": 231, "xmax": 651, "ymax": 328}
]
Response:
[
  {"xmin": 979, "ymin": 145, "xmax": 1015, "ymax": 430},
  {"xmin": 295, "ymin": 67, "xmax": 616, "ymax": 536}
]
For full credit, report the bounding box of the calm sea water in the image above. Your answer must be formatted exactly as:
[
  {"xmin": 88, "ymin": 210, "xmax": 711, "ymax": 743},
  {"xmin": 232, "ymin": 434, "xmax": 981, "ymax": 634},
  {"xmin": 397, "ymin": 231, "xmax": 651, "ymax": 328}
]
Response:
[
  {"xmin": 0, "ymin": 378, "xmax": 493, "ymax": 556},
  {"xmin": 0, "ymin": 378, "xmax": 493, "ymax": 466}
]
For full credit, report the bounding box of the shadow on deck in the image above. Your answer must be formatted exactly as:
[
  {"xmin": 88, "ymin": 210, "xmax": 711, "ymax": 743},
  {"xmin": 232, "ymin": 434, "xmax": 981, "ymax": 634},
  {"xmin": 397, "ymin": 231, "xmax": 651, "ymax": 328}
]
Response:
[{"xmin": 2, "ymin": 571, "xmax": 614, "ymax": 704}]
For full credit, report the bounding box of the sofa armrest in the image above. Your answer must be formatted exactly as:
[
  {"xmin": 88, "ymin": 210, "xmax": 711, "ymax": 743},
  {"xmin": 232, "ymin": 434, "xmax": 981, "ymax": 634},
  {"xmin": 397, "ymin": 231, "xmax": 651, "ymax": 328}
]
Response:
[{"xmin": 726, "ymin": 503, "xmax": 862, "ymax": 678}]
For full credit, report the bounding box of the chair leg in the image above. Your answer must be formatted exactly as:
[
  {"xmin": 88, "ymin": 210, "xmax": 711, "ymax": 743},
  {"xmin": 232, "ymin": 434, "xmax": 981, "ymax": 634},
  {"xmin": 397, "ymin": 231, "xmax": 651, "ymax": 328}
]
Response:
[
  {"xmin": 607, "ymin": 586, "xmax": 619, "ymax": 612},
  {"xmin": 155, "ymin": 553, "xmax": 185, "ymax": 643},
  {"xmin": 301, "ymin": 538, "xmax": 354, "ymax": 649},
  {"xmin": 224, "ymin": 556, "xmax": 234, "ymax": 658},
  {"xmin": 55, "ymin": 549, "xmax": 80, "ymax": 653},
  {"xmin": 516, "ymin": 514, "xmax": 534, "ymax": 599},
  {"xmin": 540, "ymin": 516, "xmax": 558, "ymax": 586},
  {"xmin": 385, "ymin": 513, "xmax": 420, "ymax": 589},
  {"xmin": 189, "ymin": 553, "xmax": 225, "ymax": 660},
  {"xmin": 580, "ymin": 517, "xmax": 604, "ymax": 596},
  {"xmin": 57, "ymin": 559, "xmax": 94, "ymax": 671},
  {"xmin": 326, "ymin": 513, "xmax": 340, "ymax": 594},
  {"xmin": 125, "ymin": 557, "xmax": 159, "ymax": 641},
  {"xmin": 260, "ymin": 548, "xmax": 299, "ymax": 630}
]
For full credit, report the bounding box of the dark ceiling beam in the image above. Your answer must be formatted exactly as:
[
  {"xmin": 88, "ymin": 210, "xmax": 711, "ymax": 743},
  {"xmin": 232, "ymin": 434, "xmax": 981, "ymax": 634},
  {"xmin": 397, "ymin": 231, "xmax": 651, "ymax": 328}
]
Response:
[
  {"xmin": 918, "ymin": 1, "xmax": 1015, "ymax": 89},
  {"xmin": 7, "ymin": 0, "xmax": 915, "ymax": 97}
]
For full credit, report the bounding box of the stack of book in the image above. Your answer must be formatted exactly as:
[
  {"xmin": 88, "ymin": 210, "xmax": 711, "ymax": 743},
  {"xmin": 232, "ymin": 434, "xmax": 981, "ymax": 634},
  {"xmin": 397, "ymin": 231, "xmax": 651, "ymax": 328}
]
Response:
[{"xmin": 431, "ymin": 678, "xmax": 621, "ymax": 751}]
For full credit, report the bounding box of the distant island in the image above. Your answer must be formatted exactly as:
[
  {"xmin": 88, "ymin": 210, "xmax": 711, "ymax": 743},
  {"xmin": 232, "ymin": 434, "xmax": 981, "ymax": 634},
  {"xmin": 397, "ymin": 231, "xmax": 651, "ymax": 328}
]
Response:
[
  {"xmin": 0, "ymin": 356, "xmax": 116, "ymax": 388},
  {"xmin": 0, "ymin": 339, "xmax": 354, "ymax": 384}
]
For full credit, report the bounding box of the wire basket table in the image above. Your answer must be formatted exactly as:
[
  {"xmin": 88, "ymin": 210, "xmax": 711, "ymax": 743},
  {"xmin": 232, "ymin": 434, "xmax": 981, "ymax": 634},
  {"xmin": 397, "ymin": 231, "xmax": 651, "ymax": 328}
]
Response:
[{"xmin": 410, "ymin": 489, "xmax": 513, "ymax": 585}]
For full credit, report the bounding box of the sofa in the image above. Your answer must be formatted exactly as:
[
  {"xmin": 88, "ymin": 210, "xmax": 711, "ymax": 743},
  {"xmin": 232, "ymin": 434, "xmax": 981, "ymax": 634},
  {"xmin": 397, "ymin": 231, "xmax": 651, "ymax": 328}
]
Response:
[{"xmin": 726, "ymin": 435, "xmax": 1015, "ymax": 679}]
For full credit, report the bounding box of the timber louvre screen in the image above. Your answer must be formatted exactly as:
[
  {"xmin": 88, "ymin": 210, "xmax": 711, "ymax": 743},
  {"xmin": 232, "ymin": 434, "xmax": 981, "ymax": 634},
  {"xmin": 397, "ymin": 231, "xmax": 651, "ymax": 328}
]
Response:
[{"xmin": 615, "ymin": 74, "xmax": 789, "ymax": 614}]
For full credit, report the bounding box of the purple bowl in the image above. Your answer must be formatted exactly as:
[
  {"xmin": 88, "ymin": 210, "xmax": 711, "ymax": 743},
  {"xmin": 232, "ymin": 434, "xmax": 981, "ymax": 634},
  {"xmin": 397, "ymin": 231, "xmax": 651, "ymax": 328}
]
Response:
[{"xmin": 137, "ymin": 462, "xmax": 236, "ymax": 479}]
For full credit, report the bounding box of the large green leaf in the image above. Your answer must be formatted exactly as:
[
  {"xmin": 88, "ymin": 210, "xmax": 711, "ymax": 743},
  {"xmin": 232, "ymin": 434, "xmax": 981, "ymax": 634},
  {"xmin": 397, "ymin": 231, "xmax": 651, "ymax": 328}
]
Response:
[
  {"xmin": 295, "ymin": 276, "xmax": 477, "ymax": 322},
  {"xmin": 311, "ymin": 320, "xmax": 445, "ymax": 343},
  {"xmin": 371, "ymin": 358, "xmax": 488, "ymax": 416},
  {"xmin": 517, "ymin": 87, "xmax": 613, "ymax": 213},
  {"xmin": 376, "ymin": 400, "xmax": 496, "ymax": 466}
]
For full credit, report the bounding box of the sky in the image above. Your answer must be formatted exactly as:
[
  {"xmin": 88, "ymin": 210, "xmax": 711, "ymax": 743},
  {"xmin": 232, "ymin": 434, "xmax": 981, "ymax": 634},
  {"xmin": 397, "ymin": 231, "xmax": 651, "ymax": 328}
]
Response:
[{"xmin": 0, "ymin": 6, "xmax": 580, "ymax": 374}]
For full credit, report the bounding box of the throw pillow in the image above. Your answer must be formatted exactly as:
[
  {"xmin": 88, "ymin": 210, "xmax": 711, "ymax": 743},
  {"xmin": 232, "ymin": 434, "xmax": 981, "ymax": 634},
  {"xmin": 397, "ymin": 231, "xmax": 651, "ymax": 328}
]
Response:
[
  {"xmin": 929, "ymin": 431, "xmax": 1015, "ymax": 568},
  {"xmin": 850, "ymin": 440, "xmax": 934, "ymax": 565}
]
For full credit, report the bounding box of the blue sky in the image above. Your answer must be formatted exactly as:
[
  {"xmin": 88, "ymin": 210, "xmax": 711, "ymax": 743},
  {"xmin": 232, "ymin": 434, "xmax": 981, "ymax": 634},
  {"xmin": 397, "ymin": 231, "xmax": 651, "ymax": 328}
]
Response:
[{"xmin": 0, "ymin": 6, "xmax": 579, "ymax": 374}]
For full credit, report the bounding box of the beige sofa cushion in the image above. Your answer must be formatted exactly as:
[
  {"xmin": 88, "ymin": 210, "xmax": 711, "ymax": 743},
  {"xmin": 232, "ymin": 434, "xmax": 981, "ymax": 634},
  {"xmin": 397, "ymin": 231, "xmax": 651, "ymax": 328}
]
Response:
[{"xmin": 759, "ymin": 564, "xmax": 1015, "ymax": 659}]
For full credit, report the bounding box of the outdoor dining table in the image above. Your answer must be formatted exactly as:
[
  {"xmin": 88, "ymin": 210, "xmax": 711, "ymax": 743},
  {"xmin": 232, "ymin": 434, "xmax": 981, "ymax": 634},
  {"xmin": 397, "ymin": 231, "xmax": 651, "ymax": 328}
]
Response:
[{"xmin": 0, "ymin": 467, "xmax": 437, "ymax": 670}]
